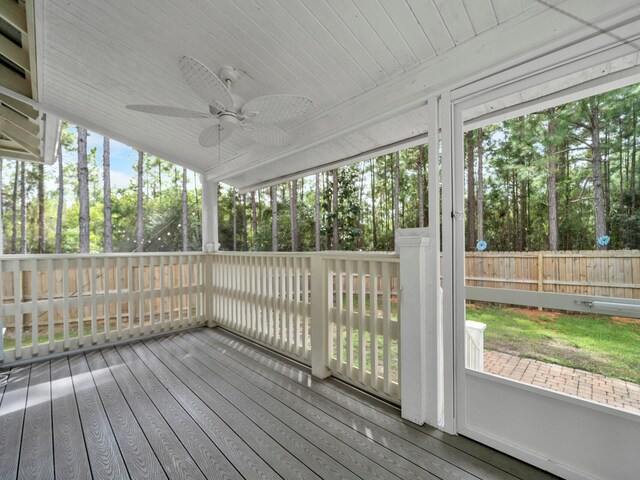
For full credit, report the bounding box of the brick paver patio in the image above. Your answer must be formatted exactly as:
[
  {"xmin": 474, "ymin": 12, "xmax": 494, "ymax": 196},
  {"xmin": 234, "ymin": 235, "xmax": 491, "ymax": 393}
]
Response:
[{"xmin": 484, "ymin": 350, "xmax": 640, "ymax": 414}]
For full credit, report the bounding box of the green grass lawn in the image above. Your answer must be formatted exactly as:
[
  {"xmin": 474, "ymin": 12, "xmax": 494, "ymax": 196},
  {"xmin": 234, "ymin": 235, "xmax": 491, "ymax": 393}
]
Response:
[{"xmin": 466, "ymin": 303, "xmax": 640, "ymax": 384}]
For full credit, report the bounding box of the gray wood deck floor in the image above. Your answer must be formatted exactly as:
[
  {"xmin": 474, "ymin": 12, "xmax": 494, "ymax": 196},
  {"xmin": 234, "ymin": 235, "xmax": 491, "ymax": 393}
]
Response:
[{"xmin": 0, "ymin": 327, "xmax": 557, "ymax": 480}]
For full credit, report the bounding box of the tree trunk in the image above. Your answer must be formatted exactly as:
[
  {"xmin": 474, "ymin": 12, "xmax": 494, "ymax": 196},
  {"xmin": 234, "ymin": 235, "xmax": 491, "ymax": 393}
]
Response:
[
  {"xmin": 371, "ymin": 160, "xmax": 377, "ymax": 249},
  {"xmin": 55, "ymin": 141, "xmax": 64, "ymax": 253},
  {"xmin": 466, "ymin": 131, "xmax": 475, "ymax": 249},
  {"xmin": 19, "ymin": 161, "xmax": 26, "ymax": 254},
  {"xmin": 11, "ymin": 160, "xmax": 18, "ymax": 253},
  {"xmin": 589, "ymin": 99, "xmax": 607, "ymax": 249},
  {"xmin": 417, "ymin": 145, "xmax": 425, "ymax": 228},
  {"xmin": 77, "ymin": 127, "xmax": 90, "ymax": 253},
  {"xmin": 271, "ymin": 186, "xmax": 277, "ymax": 252},
  {"xmin": 0, "ymin": 158, "xmax": 3, "ymax": 254},
  {"xmin": 332, "ymin": 169, "xmax": 339, "ymax": 250},
  {"xmin": 290, "ymin": 179, "xmax": 298, "ymax": 251},
  {"xmin": 314, "ymin": 173, "xmax": 321, "ymax": 251},
  {"xmin": 37, "ymin": 164, "xmax": 45, "ymax": 253},
  {"xmin": 631, "ymin": 102, "xmax": 637, "ymax": 212},
  {"xmin": 232, "ymin": 188, "xmax": 237, "ymax": 251},
  {"xmin": 476, "ymin": 130, "xmax": 484, "ymax": 243},
  {"xmin": 251, "ymin": 191, "xmax": 257, "ymax": 250},
  {"xmin": 182, "ymin": 168, "xmax": 188, "ymax": 251},
  {"xmin": 103, "ymin": 137, "xmax": 113, "ymax": 252},
  {"xmin": 518, "ymin": 178, "xmax": 527, "ymax": 251},
  {"xmin": 242, "ymin": 194, "xmax": 248, "ymax": 251},
  {"xmin": 546, "ymin": 111, "xmax": 559, "ymax": 250},
  {"xmin": 393, "ymin": 152, "xmax": 400, "ymax": 238},
  {"xmin": 136, "ymin": 150, "xmax": 144, "ymax": 252},
  {"xmin": 619, "ymin": 117, "xmax": 624, "ymax": 215}
]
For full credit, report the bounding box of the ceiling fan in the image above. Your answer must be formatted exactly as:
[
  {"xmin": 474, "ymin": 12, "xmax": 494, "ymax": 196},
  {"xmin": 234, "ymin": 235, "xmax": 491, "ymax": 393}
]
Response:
[{"xmin": 126, "ymin": 56, "xmax": 313, "ymax": 148}]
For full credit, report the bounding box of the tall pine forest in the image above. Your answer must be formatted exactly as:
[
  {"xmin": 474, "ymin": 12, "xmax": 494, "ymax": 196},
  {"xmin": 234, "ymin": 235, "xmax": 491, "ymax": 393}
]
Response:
[{"xmin": 1, "ymin": 83, "xmax": 639, "ymax": 254}]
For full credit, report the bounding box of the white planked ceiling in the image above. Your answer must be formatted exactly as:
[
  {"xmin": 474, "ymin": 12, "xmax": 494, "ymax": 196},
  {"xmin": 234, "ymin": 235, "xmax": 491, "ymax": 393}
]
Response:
[{"xmin": 37, "ymin": 0, "xmax": 640, "ymax": 188}]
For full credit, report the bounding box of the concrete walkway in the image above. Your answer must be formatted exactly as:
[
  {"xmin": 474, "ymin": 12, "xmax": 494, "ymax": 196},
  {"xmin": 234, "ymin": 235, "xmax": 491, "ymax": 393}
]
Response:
[{"xmin": 484, "ymin": 350, "xmax": 640, "ymax": 415}]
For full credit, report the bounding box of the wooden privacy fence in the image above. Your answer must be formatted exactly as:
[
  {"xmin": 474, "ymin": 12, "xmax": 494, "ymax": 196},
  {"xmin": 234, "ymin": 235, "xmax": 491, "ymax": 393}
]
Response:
[
  {"xmin": 0, "ymin": 252, "xmax": 208, "ymax": 363},
  {"xmin": 465, "ymin": 250, "xmax": 640, "ymax": 299}
]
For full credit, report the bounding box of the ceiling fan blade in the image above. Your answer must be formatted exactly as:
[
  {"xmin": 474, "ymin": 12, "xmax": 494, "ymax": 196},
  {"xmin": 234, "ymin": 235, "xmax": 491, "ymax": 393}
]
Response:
[
  {"xmin": 178, "ymin": 56, "xmax": 233, "ymax": 108},
  {"xmin": 241, "ymin": 94, "xmax": 313, "ymax": 124},
  {"xmin": 238, "ymin": 122, "xmax": 290, "ymax": 147},
  {"xmin": 126, "ymin": 104, "xmax": 211, "ymax": 118},
  {"xmin": 199, "ymin": 123, "xmax": 233, "ymax": 148}
]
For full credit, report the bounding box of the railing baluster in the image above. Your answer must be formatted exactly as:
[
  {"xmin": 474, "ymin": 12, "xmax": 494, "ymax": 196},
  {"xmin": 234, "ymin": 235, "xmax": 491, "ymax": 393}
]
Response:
[
  {"xmin": 358, "ymin": 260, "xmax": 366, "ymax": 384},
  {"xmin": 294, "ymin": 256, "xmax": 301, "ymax": 356},
  {"xmin": 159, "ymin": 256, "xmax": 166, "ymax": 330},
  {"xmin": 13, "ymin": 260, "xmax": 22, "ymax": 358},
  {"xmin": 303, "ymin": 257, "xmax": 310, "ymax": 359},
  {"xmin": 149, "ymin": 256, "xmax": 156, "ymax": 332},
  {"xmin": 139, "ymin": 256, "xmax": 146, "ymax": 334},
  {"xmin": 116, "ymin": 257, "xmax": 122, "ymax": 339},
  {"xmin": 104, "ymin": 257, "xmax": 110, "ymax": 342},
  {"xmin": 169, "ymin": 255, "xmax": 175, "ymax": 326},
  {"xmin": 187, "ymin": 254, "xmax": 194, "ymax": 325},
  {"xmin": 382, "ymin": 262, "xmax": 392, "ymax": 396},
  {"xmin": 126, "ymin": 256, "xmax": 133, "ymax": 338},
  {"xmin": 370, "ymin": 261, "xmax": 379, "ymax": 391},
  {"xmin": 77, "ymin": 258, "xmax": 84, "ymax": 347},
  {"xmin": 90, "ymin": 257, "xmax": 98, "ymax": 344},
  {"xmin": 345, "ymin": 260, "xmax": 354, "ymax": 378},
  {"xmin": 47, "ymin": 259, "xmax": 55, "ymax": 352},
  {"xmin": 31, "ymin": 258, "xmax": 38, "ymax": 356}
]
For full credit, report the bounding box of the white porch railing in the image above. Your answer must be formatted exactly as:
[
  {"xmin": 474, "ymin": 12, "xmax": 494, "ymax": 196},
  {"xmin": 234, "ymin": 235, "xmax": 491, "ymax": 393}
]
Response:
[
  {"xmin": 211, "ymin": 253, "xmax": 312, "ymax": 362},
  {"xmin": 0, "ymin": 246, "xmax": 485, "ymax": 414},
  {"xmin": 0, "ymin": 252, "xmax": 208, "ymax": 363},
  {"xmin": 210, "ymin": 252, "xmax": 402, "ymax": 402}
]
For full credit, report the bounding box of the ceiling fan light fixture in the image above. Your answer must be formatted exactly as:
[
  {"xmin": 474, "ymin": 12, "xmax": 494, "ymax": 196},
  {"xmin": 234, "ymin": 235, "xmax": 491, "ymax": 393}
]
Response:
[{"xmin": 126, "ymin": 56, "xmax": 313, "ymax": 148}]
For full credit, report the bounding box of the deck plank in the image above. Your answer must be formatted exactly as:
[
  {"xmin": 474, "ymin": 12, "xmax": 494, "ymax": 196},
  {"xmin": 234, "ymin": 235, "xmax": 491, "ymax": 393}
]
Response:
[
  {"xmin": 190, "ymin": 330, "xmax": 476, "ymax": 479},
  {"xmin": 87, "ymin": 351, "xmax": 190, "ymax": 480},
  {"xmin": 149, "ymin": 337, "xmax": 357, "ymax": 480},
  {"xmin": 2, "ymin": 327, "xmax": 559, "ymax": 480},
  {"xmin": 0, "ymin": 366, "xmax": 30, "ymax": 480},
  {"xmin": 51, "ymin": 358, "xmax": 92, "ymax": 480},
  {"xmin": 83, "ymin": 351, "xmax": 167, "ymax": 480},
  {"xmin": 177, "ymin": 332, "xmax": 446, "ymax": 480},
  {"xmin": 18, "ymin": 361, "xmax": 54, "ymax": 480},
  {"xmin": 69, "ymin": 354, "xmax": 129, "ymax": 480},
  {"xmin": 205, "ymin": 328, "xmax": 555, "ymax": 480},
  {"xmin": 138, "ymin": 338, "xmax": 307, "ymax": 480},
  {"xmin": 107, "ymin": 345, "xmax": 239, "ymax": 480}
]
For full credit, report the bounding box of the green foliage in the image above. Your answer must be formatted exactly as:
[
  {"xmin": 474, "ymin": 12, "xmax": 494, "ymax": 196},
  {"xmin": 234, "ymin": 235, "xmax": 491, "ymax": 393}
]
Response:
[{"xmin": 466, "ymin": 303, "xmax": 640, "ymax": 383}]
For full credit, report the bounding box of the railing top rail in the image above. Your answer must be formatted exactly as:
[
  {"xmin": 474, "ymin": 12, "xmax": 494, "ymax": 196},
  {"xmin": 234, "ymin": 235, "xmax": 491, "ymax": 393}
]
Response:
[
  {"xmin": 212, "ymin": 251, "xmax": 400, "ymax": 261},
  {"xmin": 0, "ymin": 251, "xmax": 207, "ymax": 261}
]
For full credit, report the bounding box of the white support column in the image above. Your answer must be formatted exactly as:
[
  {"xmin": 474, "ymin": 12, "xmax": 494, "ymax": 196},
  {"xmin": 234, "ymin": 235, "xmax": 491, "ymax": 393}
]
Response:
[
  {"xmin": 427, "ymin": 95, "xmax": 444, "ymax": 430},
  {"xmin": 310, "ymin": 254, "xmax": 330, "ymax": 379},
  {"xmin": 396, "ymin": 227, "xmax": 439, "ymax": 426},
  {"xmin": 201, "ymin": 176, "xmax": 219, "ymax": 252}
]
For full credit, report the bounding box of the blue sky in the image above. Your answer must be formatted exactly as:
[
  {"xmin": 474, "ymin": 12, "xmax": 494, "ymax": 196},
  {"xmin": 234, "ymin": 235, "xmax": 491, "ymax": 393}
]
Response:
[{"xmin": 59, "ymin": 126, "xmax": 199, "ymax": 190}]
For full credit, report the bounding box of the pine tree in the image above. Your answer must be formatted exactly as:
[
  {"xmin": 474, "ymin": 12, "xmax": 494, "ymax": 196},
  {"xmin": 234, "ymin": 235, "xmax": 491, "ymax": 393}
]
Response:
[
  {"xmin": 103, "ymin": 137, "xmax": 113, "ymax": 252},
  {"xmin": 77, "ymin": 127, "xmax": 90, "ymax": 253},
  {"xmin": 136, "ymin": 150, "xmax": 144, "ymax": 252}
]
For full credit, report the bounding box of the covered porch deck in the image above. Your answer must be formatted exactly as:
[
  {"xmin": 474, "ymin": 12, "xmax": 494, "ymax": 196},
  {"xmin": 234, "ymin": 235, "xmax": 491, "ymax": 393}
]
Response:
[{"xmin": 0, "ymin": 327, "xmax": 553, "ymax": 480}]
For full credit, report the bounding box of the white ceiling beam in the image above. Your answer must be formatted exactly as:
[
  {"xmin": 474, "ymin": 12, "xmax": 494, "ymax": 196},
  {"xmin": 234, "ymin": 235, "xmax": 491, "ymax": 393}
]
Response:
[
  {"xmin": 0, "ymin": 119, "xmax": 40, "ymax": 156},
  {"xmin": 0, "ymin": 104, "xmax": 39, "ymax": 136},
  {"xmin": 0, "ymin": 148, "xmax": 40, "ymax": 161},
  {"xmin": 0, "ymin": 35, "xmax": 30, "ymax": 72},
  {"xmin": 0, "ymin": 63, "xmax": 32, "ymax": 97},
  {"xmin": 0, "ymin": 93, "xmax": 39, "ymax": 119},
  {"xmin": 0, "ymin": 1, "xmax": 28, "ymax": 34}
]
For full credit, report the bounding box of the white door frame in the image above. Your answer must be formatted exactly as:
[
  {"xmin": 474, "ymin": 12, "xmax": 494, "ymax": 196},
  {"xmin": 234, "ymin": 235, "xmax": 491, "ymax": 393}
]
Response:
[{"xmin": 440, "ymin": 21, "xmax": 640, "ymax": 480}]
